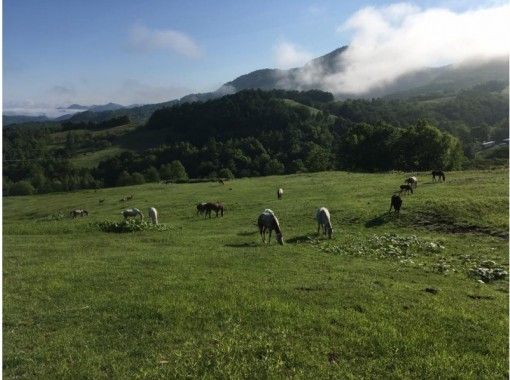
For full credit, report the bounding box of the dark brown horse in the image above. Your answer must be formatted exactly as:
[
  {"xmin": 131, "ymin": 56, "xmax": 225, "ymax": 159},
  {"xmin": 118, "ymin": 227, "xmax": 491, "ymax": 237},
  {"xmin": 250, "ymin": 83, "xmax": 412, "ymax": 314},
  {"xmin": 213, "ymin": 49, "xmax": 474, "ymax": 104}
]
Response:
[
  {"xmin": 389, "ymin": 195, "xmax": 402, "ymax": 214},
  {"xmin": 203, "ymin": 202, "xmax": 224, "ymax": 218},
  {"xmin": 432, "ymin": 170, "xmax": 445, "ymax": 182},
  {"xmin": 399, "ymin": 184, "xmax": 413, "ymax": 194},
  {"xmin": 196, "ymin": 202, "xmax": 207, "ymax": 216}
]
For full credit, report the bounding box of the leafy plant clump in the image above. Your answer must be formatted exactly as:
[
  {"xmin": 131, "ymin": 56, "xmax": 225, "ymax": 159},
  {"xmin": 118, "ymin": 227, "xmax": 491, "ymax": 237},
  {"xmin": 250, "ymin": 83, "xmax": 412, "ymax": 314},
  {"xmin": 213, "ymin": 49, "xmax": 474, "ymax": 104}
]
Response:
[
  {"xmin": 93, "ymin": 219, "xmax": 168, "ymax": 233},
  {"xmin": 37, "ymin": 212, "xmax": 66, "ymax": 222},
  {"xmin": 312, "ymin": 233, "xmax": 445, "ymax": 259},
  {"xmin": 470, "ymin": 260, "xmax": 508, "ymax": 282}
]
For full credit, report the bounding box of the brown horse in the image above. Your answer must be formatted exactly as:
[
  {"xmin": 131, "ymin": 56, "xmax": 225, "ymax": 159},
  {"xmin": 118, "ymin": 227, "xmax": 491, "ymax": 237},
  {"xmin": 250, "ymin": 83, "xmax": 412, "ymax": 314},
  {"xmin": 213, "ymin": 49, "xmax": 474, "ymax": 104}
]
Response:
[{"xmin": 203, "ymin": 202, "xmax": 224, "ymax": 218}]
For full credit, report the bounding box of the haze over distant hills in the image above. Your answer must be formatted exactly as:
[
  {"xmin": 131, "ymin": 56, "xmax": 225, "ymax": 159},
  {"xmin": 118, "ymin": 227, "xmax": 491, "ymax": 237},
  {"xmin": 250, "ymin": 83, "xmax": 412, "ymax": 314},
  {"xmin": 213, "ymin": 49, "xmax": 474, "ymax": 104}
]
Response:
[{"xmin": 3, "ymin": 45, "xmax": 508, "ymax": 126}]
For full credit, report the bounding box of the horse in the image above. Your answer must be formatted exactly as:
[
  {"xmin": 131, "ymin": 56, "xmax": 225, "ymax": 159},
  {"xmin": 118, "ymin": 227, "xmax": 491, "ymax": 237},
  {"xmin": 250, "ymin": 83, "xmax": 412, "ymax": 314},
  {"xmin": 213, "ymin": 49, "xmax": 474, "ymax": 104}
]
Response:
[
  {"xmin": 122, "ymin": 208, "xmax": 143, "ymax": 220},
  {"xmin": 196, "ymin": 202, "xmax": 207, "ymax": 216},
  {"xmin": 203, "ymin": 202, "xmax": 224, "ymax": 218},
  {"xmin": 432, "ymin": 170, "xmax": 445, "ymax": 182},
  {"xmin": 126, "ymin": 194, "xmax": 134, "ymax": 201},
  {"xmin": 389, "ymin": 194, "xmax": 402, "ymax": 214},
  {"xmin": 148, "ymin": 207, "xmax": 158, "ymax": 225},
  {"xmin": 218, "ymin": 179, "xmax": 225, "ymax": 185},
  {"xmin": 400, "ymin": 184, "xmax": 413, "ymax": 194},
  {"xmin": 316, "ymin": 207, "xmax": 333, "ymax": 239},
  {"xmin": 70, "ymin": 209, "xmax": 88, "ymax": 218},
  {"xmin": 405, "ymin": 176, "xmax": 418, "ymax": 189},
  {"xmin": 258, "ymin": 209, "xmax": 284, "ymax": 245},
  {"xmin": 277, "ymin": 188, "xmax": 283, "ymax": 200}
]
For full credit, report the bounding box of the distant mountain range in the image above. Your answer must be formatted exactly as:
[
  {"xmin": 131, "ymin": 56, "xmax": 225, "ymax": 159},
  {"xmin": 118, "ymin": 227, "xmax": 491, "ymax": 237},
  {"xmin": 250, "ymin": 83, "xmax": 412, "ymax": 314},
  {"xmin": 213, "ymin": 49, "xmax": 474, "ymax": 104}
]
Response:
[
  {"xmin": 3, "ymin": 46, "xmax": 508, "ymax": 126},
  {"xmin": 58, "ymin": 102, "xmax": 125, "ymax": 112}
]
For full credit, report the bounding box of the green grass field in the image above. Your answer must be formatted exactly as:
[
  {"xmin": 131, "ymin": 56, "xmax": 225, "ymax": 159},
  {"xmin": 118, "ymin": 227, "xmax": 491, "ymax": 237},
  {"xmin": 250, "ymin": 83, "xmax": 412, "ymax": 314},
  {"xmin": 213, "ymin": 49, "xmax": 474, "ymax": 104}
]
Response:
[{"xmin": 3, "ymin": 169, "xmax": 509, "ymax": 378}]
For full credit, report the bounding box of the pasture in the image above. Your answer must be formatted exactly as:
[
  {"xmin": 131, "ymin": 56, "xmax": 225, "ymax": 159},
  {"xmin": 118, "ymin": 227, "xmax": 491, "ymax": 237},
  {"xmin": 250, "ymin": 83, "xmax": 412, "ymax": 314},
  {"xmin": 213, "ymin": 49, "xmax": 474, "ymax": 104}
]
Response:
[{"xmin": 3, "ymin": 169, "xmax": 509, "ymax": 378}]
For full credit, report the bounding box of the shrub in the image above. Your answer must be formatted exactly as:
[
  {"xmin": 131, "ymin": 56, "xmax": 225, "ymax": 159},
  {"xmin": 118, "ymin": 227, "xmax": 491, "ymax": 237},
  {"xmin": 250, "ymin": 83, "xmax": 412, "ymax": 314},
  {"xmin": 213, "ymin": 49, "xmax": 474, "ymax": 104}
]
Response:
[
  {"xmin": 93, "ymin": 219, "xmax": 167, "ymax": 233},
  {"xmin": 218, "ymin": 168, "xmax": 235, "ymax": 180},
  {"xmin": 9, "ymin": 181, "xmax": 35, "ymax": 196}
]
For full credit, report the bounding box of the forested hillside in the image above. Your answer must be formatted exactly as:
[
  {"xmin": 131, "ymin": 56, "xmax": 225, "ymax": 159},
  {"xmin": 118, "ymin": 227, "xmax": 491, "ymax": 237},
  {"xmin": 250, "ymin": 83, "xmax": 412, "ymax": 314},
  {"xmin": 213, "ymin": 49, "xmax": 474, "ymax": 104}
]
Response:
[{"xmin": 3, "ymin": 85, "xmax": 508, "ymax": 195}]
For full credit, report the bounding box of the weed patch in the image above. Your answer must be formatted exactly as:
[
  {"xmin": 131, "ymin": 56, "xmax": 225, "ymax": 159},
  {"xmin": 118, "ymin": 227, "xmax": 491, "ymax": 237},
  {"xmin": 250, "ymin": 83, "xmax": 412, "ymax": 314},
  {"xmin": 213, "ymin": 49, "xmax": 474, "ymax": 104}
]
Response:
[{"xmin": 92, "ymin": 219, "xmax": 168, "ymax": 233}]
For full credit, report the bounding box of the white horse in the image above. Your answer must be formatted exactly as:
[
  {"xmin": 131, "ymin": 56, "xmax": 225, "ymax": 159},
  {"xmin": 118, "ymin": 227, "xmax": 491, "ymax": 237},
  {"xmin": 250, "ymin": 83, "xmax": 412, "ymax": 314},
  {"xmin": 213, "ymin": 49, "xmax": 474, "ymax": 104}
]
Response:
[
  {"xmin": 258, "ymin": 209, "xmax": 284, "ymax": 245},
  {"xmin": 70, "ymin": 209, "xmax": 88, "ymax": 218},
  {"xmin": 277, "ymin": 188, "xmax": 283, "ymax": 200},
  {"xmin": 405, "ymin": 176, "xmax": 418, "ymax": 189},
  {"xmin": 122, "ymin": 208, "xmax": 143, "ymax": 220},
  {"xmin": 148, "ymin": 207, "xmax": 158, "ymax": 225},
  {"xmin": 316, "ymin": 207, "xmax": 333, "ymax": 239}
]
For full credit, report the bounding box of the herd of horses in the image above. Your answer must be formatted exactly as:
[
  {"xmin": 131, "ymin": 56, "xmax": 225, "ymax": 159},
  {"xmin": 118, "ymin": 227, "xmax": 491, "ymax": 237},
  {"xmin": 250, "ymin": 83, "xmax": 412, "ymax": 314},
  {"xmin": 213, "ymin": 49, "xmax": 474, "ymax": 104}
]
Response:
[
  {"xmin": 389, "ymin": 170, "xmax": 446, "ymax": 214},
  {"xmin": 69, "ymin": 170, "xmax": 446, "ymax": 245}
]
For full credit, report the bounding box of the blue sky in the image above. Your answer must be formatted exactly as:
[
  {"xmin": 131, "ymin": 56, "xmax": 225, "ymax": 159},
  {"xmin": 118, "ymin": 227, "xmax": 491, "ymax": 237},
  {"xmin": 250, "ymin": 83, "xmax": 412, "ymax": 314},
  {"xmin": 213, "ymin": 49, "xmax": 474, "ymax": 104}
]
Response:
[{"xmin": 2, "ymin": 0, "xmax": 506, "ymax": 115}]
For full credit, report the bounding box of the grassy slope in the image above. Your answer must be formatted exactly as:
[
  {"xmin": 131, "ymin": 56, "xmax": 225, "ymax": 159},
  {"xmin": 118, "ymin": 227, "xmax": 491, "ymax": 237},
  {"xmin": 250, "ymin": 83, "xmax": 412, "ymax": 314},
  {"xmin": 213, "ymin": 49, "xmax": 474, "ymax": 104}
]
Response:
[
  {"xmin": 71, "ymin": 147, "xmax": 126, "ymax": 169},
  {"xmin": 3, "ymin": 169, "xmax": 508, "ymax": 378}
]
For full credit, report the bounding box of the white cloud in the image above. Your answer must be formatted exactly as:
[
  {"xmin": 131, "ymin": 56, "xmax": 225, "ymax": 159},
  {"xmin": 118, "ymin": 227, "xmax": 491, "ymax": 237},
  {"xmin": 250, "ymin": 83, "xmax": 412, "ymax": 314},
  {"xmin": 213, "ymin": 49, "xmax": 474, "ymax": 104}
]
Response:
[
  {"xmin": 322, "ymin": 2, "xmax": 510, "ymax": 94},
  {"xmin": 289, "ymin": 2, "xmax": 509, "ymax": 95},
  {"xmin": 274, "ymin": 41, "xmax": 314, "ymax": 69},
  {"xmin": 128, "ymin": 24, "xmax": 203, "ymax": 59}
]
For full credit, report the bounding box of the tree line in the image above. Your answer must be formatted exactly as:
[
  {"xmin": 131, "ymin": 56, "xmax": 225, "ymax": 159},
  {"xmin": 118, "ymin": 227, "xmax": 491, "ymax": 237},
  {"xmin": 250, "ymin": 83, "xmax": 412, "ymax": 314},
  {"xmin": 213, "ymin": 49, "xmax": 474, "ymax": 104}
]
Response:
[{"xmin": 3, "ymin": 86, "xmax": 507, "ymax": 195}]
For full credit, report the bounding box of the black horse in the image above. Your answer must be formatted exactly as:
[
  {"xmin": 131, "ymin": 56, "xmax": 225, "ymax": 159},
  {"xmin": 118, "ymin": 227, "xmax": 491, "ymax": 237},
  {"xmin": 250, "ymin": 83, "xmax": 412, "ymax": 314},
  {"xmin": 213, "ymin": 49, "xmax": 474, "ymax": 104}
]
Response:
[
  {"xmin": 389, "ymin": 195, "xmax": 402, "ymax": 214},
  {"xmin": 432, "ymin": 170, "xmax": 445, "ymax": 182}
]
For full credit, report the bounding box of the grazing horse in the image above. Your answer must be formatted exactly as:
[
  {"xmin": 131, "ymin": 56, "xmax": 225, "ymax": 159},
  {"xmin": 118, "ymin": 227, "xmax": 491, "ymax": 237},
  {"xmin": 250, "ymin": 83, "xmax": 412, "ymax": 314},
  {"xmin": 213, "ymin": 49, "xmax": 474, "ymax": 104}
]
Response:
[
  {"xmin": 405, "ymin": 176, "xmax": 418, "ymax": 189},
  {"xmin": 316, "ymin": 207, "xmax": 333, "ymax": 239},
  {"xmin": 389, "ymin": 194, "xmax": 402, "ymax": 214},
  {"xmin": 400, "ymin": 184, "xmax": 413, "ymax": 194},
  {"xmin": 258, "ymin": 209, "xmax": 284, "ymax": 245},
  {"xmin": 432, "ymin": 170, "xmax": 445, "ymax": 182},
  {"xmin": 148, "ymin": 207, "xmax": 158, "ymax": 225},
  {"xmin": 196, "ymin": 202, "xmax": 207, "ymax": 216},
  {"xmin": 203, "ymin": 202, "xmax": 224, "ymax": 218},
  {"xmin": 70, "ymin": 209, "xmax": 88, "ymax": 218},
  {"xmin": 122, "ymin": 208, "xmax": 143, "ymax": 220},
  {"xmin": 277, "ymin": 188, "xmax": 283, "ymax": 200}
]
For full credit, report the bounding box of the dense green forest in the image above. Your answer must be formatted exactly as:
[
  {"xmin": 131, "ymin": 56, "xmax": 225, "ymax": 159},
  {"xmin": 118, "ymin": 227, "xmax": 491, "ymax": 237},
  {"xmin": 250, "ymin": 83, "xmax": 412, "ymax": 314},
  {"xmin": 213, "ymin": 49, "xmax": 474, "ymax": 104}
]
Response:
[{"xmin": 3, "ymin": 84, "xmax": 508, "ymax": 195}]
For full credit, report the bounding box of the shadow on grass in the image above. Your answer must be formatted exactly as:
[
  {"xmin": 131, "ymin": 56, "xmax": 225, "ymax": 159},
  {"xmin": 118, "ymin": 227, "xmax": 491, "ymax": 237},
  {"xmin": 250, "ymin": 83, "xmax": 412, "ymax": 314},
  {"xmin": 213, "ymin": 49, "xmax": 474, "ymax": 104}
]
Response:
[
  {"xmin": 286, "ymin": 234, "xmax": 314, "ymax": 244},
  {"xmin": 364, "ymin": 213, "xmax": 396, "ymax": 228},
  {"xmin": 237, "ymin": 231, "xmax": 258, "ymax": 236},
  {"xmin": 224, "ymin": 242, "xmax": 260, "ymax": 248}
]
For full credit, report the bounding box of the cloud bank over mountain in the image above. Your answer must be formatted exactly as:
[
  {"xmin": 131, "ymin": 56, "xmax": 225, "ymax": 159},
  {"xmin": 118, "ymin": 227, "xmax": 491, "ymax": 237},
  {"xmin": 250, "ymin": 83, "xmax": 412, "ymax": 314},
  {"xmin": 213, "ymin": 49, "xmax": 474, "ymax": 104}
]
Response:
[{"xmin": 296, "ymin": 2, "xmax": 509, "ymax": 94}]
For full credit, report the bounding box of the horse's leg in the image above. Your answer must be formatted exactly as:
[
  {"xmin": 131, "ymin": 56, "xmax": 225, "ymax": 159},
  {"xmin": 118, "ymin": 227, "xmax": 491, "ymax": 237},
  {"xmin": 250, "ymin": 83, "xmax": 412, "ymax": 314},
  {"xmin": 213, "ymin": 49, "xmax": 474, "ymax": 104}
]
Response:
[
  {"xmin": 268, "ymin": 229, "xmax": 272, "ymax": 244},
  {"xmin": 317, "ymin": 223, "xmax": 320, "ymax": 235}
]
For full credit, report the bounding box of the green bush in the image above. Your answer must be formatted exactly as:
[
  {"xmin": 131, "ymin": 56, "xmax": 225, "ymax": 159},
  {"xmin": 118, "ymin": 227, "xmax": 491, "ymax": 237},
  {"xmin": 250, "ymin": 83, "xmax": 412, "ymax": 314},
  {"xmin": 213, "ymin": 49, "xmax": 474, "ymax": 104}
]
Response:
[
  {"xmin": 8, "ymin": 181, "xmax": 35, "ymax": 196},
  {"xmin": 93, "ymin": 219, "xmax": 167, "ymax": 233}
]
